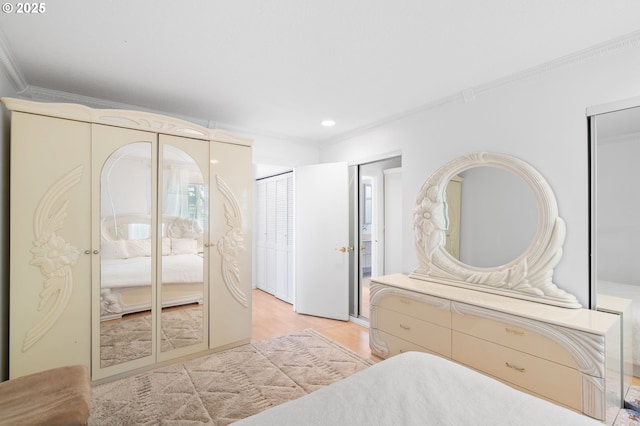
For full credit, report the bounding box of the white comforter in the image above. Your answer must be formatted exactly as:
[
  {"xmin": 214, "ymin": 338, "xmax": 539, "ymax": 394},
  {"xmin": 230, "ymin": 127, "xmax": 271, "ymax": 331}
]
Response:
[
  {"xmin": 101, "ymin": 254, "xmax": 203, "ymax": 288},
  {"xmin": 235, "ymin": 352, "xmax": 600, "ymax": 426}
]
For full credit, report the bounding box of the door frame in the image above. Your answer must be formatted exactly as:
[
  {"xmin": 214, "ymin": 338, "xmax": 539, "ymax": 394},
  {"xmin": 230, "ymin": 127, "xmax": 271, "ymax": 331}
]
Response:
[{"xmin": 348, "ymin": 153, "xmax": 402, "ymax": 322}]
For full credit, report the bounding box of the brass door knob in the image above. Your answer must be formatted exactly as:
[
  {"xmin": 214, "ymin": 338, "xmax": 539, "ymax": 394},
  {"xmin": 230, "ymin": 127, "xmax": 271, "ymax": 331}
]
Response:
[{"xmin": 335, "ymin": 246, "xmax": 354, "ymax": 253}]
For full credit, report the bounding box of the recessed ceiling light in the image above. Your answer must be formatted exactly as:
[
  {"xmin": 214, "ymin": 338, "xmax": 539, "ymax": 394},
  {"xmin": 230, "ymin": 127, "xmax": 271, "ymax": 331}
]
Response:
[{"xmin": 321, "ymin": 119, "xmax": 336, "ymax": 127}]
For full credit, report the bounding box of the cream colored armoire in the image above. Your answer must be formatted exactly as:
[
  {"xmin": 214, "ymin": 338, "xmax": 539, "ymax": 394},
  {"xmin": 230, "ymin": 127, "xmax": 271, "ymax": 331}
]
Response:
[{"xmin": 3, "ymin": 98, "xmax": 253, "ymax": 382}]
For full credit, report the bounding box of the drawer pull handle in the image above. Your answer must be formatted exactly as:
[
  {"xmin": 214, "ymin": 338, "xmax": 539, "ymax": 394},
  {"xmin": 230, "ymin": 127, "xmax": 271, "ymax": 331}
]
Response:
[
  {"xmin": 505, "ymin": 362, "xmax": 525, "ymax": 373},
  {"xmin": 505, "ymin": 327, "xmax": 525, "ymax": 336},
  {"xmin": 399, "ymin": 299, "xmax": 411, "ymax": 305},
  {"xmin": 399, "ymin": 323, "xmax": 411, "ymax": 331}
]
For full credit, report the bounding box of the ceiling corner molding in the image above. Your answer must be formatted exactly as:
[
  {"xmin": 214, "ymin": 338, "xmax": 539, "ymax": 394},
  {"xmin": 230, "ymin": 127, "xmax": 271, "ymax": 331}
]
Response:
[
  {"xmin": 23, "ymin": 86, "xmax": 316, "ymax": 147},
  {"xmin": 322, "ymin": 92, "xmax": 463, "ymax": 147},
  {"xmin": 472, "ymin": 29, "xmax": 640, "ymax": 98},
  {"xmin": 25, "ymin": 86, "xmax": 214, "ymax": 129},
  {"xmin": 0, "ymin": 28, "xmax": 28, "ymax": 93},
  {"xmin": 213, "ymin": 121, "xmax": 321, "ymax": 148},
  {"xmin": 322, "ymin": 29, "xmax": 640, "ymax": 147}
]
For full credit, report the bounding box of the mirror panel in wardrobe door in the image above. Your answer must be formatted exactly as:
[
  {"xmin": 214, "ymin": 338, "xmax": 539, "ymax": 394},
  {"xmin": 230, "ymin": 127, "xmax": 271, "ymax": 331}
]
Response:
[
  {"xmin": 158, "ymin": 135, "xmax": 209, "ymax": 361},
  {"xmin": 92, "ymin": 125, "xmax": 158, "ymax": 380}
]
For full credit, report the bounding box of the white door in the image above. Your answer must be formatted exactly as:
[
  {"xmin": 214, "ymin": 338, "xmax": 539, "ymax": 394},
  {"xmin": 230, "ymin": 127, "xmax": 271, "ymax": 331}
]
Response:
[{"xmin": 294, "ymin": 162, "xmax": 350, "ymax": 320}]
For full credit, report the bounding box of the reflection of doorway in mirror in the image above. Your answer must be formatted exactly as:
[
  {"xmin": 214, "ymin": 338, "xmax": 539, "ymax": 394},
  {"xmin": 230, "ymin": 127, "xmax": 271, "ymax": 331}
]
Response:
[
  {"xmin": 359, "ymin": 176, "xmax": 373, "ymax": 320},
  {"xmin": 361, "ymin": 178, "xmax": 373, "ymax": 276},
  {"xmin": 445, "ymin": 175, "xmax": 463, "ymax": 260}
]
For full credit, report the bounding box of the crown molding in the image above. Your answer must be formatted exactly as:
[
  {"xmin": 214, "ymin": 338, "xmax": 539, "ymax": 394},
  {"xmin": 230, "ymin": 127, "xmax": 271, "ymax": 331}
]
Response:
[
  {"xmin": 0, "ymin": 27, "xmax": 28, "ymax": 93},
  {"xmin": 212, "ymin": 120, "xmax": 321, "ymax": 147},
  {"xmin": 25, "ymin": 86, "xmax": 212, "ymax": 128},
  {"xmin": 3, "ymin": 25, "xmax": 639, "ymax": 148},
  {"xmin": 321, "ymin": 29, "xmax": 640, "ymax": 147},
  {"xmin": 20, "ymin": 86, "xmax": 318, "ymax": 147},
  {"xmin": 472, "ymin": 29, "xmax": 640, "ymax": 98}
]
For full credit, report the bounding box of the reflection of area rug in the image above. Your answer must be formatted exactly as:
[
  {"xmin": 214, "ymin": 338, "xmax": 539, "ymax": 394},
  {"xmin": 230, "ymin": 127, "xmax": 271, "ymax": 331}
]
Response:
[
  {"xmin": 90, "ymin": 329, "xmax": 373, "ymax": 425},
  {"xmin": 100, "ymin": 306, "xmax": 204, "ymax": 368}
]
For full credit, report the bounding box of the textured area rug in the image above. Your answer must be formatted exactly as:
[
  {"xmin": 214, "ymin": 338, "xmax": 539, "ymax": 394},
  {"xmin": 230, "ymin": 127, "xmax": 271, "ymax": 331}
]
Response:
[
  {"xmin": 89, "ymin": 329, "xmax": 373, "ymax": 425},
  {"xmin": 100, "ymin": 306, "xmax": 204, "ymax": 368}
]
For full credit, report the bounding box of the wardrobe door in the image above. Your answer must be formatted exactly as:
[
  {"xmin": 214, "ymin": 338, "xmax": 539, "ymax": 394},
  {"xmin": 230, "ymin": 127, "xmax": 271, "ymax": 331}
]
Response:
[
  {"xmin": 157, "ymin": 134, "xmax": 209, "ymax": 362},
  {"xmin": 10, "ymin": 112, "xmax": 91, "ymax": 378},
  {"xmin": 91, "ymin": 124, "xmax": 158, "ymax": 380},
  {"xmin": 209, "ymin": 141, "xmax": 253, "ymax": 348}
]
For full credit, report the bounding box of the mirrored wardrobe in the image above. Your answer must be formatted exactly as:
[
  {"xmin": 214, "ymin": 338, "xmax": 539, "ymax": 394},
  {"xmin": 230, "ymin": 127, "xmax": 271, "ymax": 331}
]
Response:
[
  {"xmin": 589, "ymin": 98, "xmax": 640, "ymax": 387},
  {"xmin": 4, "ymin": 98, "xmax": 253, "ymax": 382}
]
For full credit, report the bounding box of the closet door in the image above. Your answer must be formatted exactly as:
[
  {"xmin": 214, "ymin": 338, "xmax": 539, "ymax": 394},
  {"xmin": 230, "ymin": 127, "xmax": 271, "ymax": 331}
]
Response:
[
  {"xmin": 209, "ymin": 141, "xmax": 252, "ymax": 349},
  {"xmin": 91, "ymin": 124, "xmax": 158, "ymax": 380},
  {"xmin": 265, "ymin": 179, "xmax": 277, "ymax": 295},
  {"xmin": 255, "ymin": 180, "xmax": 268, "ymax": 292},
  {"xmin": 275, "ymin": 174, "xmax": 293, "ymax": 303},
  {"xmin": 157, "ymin": 134, "xmax": 209, "ymax": 362},
  {"xmin": 10, "ymin": 112, "xmax": 91, "ymax": 378}
]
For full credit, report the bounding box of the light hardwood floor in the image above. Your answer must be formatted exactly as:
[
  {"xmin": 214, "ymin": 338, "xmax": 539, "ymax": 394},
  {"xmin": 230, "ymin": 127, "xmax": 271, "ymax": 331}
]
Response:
[
  {"xmin": 251, "ymin": 288, "xmax": 383, "ymax": 363},
  {"xmin": 251, "ymin": 288, "xmax": 640, "ymax": 390}
]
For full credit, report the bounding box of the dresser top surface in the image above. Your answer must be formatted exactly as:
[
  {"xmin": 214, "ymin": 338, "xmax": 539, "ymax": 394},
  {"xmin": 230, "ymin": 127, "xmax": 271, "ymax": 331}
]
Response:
[{"xmin": 371, "ymin": 273, "xmax": 619, "ymax": 334}]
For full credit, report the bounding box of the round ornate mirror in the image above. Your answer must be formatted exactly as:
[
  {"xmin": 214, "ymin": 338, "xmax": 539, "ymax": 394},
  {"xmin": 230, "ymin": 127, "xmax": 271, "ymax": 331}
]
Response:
[
  {"xmin": 445, "ymin": 166, "xmax": 538, "ymax": 268},
  {"xmin": 410, "ymin": 152, "xmax": 580, "ymax": 308}
]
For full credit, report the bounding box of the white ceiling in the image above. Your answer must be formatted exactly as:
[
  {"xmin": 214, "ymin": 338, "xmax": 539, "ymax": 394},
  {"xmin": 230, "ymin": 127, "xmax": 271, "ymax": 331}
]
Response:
[{"xmin": 1, "ymin": 1, "xmax": 640, "ymax": 145}]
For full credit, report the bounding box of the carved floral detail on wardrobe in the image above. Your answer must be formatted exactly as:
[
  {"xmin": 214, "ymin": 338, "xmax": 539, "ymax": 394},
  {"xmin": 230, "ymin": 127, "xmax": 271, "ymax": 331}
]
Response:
[
  {"xmin": 24, "ymin": 165, "xmax": 83, "ymax": 351},
  {"xmin": 216, "ymin": 175, "xmax": 248, "ymax": 308}
]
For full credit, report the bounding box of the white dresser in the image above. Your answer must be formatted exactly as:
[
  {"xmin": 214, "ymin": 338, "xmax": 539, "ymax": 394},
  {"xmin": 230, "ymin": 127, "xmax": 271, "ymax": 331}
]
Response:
[{"xmin": 370, "ymin": 273, "xmax": 622, "ymax": 424}]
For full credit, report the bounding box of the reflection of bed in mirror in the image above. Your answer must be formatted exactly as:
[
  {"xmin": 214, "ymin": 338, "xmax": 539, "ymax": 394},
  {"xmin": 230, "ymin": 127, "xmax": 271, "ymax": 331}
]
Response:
[
  {"xmin": 100, "ymin": 214, "xmax": 204, "ymax": 320},
  {"xmin": 598, "ymin": 280, "xmax": 639, "ymax": 374}
]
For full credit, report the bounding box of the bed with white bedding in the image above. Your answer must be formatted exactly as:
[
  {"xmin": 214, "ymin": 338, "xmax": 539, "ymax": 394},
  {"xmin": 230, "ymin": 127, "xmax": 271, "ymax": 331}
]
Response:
[
  {"xmin": 100, "ymin": 215, "xmax": 205, "ymax": 320},
  {"xmin": 235, "ymin": 351, "xmax": 601, "ymax": 426}
]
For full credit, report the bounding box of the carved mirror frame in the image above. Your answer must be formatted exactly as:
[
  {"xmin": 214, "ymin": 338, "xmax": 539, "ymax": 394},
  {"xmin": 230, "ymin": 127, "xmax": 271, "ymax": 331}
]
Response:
[{"xmin": 410, "ymin": 152, "xmax": 581, "ymax": 308}]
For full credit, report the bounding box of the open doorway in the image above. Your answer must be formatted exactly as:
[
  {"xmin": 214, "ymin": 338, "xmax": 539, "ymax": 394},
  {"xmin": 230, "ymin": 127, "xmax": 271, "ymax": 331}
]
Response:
[{"xmin": 350, "ymin": 156, "xmax": 402, "ymax": 321}]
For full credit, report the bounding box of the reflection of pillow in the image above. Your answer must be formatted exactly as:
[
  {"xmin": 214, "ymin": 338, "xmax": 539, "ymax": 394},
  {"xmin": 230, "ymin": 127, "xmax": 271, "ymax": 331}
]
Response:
[
  {"xmin": 171, "ymin": 238, "xmax": 197, "ymax": 255},
  {"xmin": 162, "ymin": 237, "xmax": 171, "ymax": 256},
  {"xmin": 126, "ymin": 239, "xmax": 152, "ymax": 257},
  {"xmin": 101, "ymin": 240, "xmax": 129, "ymax": 259}
]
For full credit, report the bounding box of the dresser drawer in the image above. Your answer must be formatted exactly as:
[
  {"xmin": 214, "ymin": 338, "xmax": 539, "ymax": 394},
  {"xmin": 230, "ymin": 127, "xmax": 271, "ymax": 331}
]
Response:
[
  {"xmin": 376, "ymin": 295, "xmax": 450, "ymax": 328},
  {"xmin": 376, "ymin": 307, "xmax": 451, "ymax": 357},
  {"xmin": 375, "ymin": 330, "xmax": 449, "ymax": 358},
  {"xmin": 452, "ymin": 308, "xmax": 578, "ymax": 369},
  {"xmin": 452, "ymin": 331, "xmax": 582, "ymax": 411}
]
